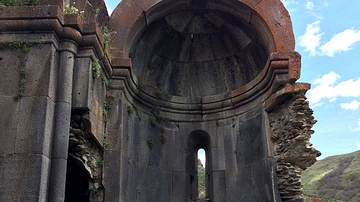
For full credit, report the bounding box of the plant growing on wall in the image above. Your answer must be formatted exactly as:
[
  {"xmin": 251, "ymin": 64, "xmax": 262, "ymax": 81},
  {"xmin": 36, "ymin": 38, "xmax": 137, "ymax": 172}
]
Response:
[
  {"xmin": 147, "ymin": 138, "xmax": 154, "ymax": 148},
  {"xmin": 63, "ymin": 2, "xmax": 79, "ymax": 14},
  {"xmin": 14, "ymin": 67, "xmax": 26, "ymax": 100},
  {"xmin": 148, "ymin": 105, "xmax": 161, "ymax": 126},
  {"xmin": 8, "ymin": 40, "xmax": 43, "ymax": 53},
  {"xmin": 102, "ymin": 134, "xmax": 108, "ymax": 149},
  {"xmin": 88, "ymin": 186, "xmax": 99, "ymax": 195},
  {"xmin": 92, "ymin": 59, "xmax": 101, "ymax": 78},
  {"xmin": 127, "ymin": 105, "xmax": 134, "ymax": 114},
  {"xmin": 103, "ymin": 95, "xmax": 113, "ymax": 118},
  {"xmin": 101, "ymin": 26, "xmax": 110, "ymax": 49},
  {"xmin": 0, "ymin": 0, "xmax": 40, "ymax": 6},
  {"xmin": 148, "ymin": 116, "xmax": 157, "ymax": 126}
]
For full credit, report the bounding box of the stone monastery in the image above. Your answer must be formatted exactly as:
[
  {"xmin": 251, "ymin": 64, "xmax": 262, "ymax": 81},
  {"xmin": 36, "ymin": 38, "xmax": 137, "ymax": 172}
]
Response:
[{"xmin": 0, "ymin": 0, "xmax": 320, "ymax": 201}]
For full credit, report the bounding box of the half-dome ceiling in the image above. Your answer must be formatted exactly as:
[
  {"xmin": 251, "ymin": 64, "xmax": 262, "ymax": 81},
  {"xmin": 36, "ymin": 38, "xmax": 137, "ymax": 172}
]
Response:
[{"xmin": 130, "ymin": 8, "xmax": 269, "ymax": 98}]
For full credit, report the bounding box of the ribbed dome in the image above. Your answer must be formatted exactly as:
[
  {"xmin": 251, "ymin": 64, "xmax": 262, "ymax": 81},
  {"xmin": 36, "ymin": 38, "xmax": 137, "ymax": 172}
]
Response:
[{"xmin": 130, "ymin": 9, "xmax": 269, "ymax": 98}]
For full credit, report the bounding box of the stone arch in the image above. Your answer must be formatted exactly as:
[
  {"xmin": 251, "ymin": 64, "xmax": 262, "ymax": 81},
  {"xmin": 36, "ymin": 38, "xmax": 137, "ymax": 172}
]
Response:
[
  {"xmin": 108, "ymin": 0, "xmax": 294, "ymax": 57},
  {"xmin": 107, "ymin": 0, "xmax": 297, "ymax": 122},
  {"xmin": 186, "ymin": 130, "xmax": 212, "ymax": 201}
]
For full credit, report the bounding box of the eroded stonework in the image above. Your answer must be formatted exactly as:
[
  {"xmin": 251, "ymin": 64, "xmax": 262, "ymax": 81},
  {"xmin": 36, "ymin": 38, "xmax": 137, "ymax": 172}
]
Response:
[
  {"xmin": 69, "ymin": 114, "xmax": 104, "ymax": 201},
  {"xmin": 269, "ymin": 93, "xmax": 321, "ymax": 201}
]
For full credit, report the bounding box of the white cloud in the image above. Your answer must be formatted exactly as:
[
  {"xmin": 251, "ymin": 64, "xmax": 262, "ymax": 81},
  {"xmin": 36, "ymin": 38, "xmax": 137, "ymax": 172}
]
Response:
[
  {"xmin": 357, "ymin": 142, "xmax": 360, "ymax": 149},
  {"xmin": 104, "ymin": 0, "xmax": 114, "ymax": 15},
  {"xmin": 281, "ymin": 0, "xmax": 298, "ymax": 12},
  {"xmin": 281, "ymin": 0, "xmax": 298, "ymax": 7},
  {"xmin": 306, "ymin": 0, "xmax": 314, "ymax": 10},
  {"xmin": 340, "ymin": 100, "xmax": 360, "ymax": 110},
  {"xmin": 307, "ymin": 72, "xmax": 339, "ymax": 104},
  {"xmin": 307, "ymin": 72, "xmax": 360, "ymax": 107},
  {"xmin": 299, "ymin": 22, "xmax": 360, "ymax": 57},
  {"xmin": 107, "ymin": 7, "xmax": 113, "ymax": 15},
  {"xmin": 320, "ymin": 28, "xmax": 360, "ymax": 57},
  {"xmin": 299, "ymin": 21, "xmax": 323, "ymax": 56}
]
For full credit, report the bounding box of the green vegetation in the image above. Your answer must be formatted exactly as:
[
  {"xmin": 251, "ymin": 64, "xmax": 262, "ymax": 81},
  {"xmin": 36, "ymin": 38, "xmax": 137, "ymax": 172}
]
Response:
[
  {"xmin": 148, "ymin": 106, "xmax": 161, "ymax": 126},
  {"xmin": 101, "ymin": 26, "xmax": 110, "ymax": 49},
  {"xmin": 7, "ymin": 40, "xmax": 43, "ymax": 53},
  {"xmin": 92, "ymin": 59, "xmax": 101, "ymax": 78},
  {"xmin": 136, "ymin": 80, "xmax": 143, "ymax": 90},
  {"xmin": 0, "ymin": 0, "xmax": 39, "ymax": 6},
  {"xmin": 148, "ymin": 116, "xmax": 157, "ymax": 126},
  {"xmin": 253, "ymin": 70, "xmax": 261, "ymax": 78},
  {"xmin": 63, "ymin": 3, "xmax": 79, "ymax": 14},
  {"xmin": 302, "ymin": 150, "xmax": 360, "ymax": 202},
  {"xmin": 96, "ymin": 160, "xmax": 103, "ymax": 167},
  {"xmin": 198, "ymin": 159, "xmax": 206, "ymax": 198},
  {"xmin": 88, "ymin": 186, "xmax": 99, "ymax": 195},
  {"xmin": 102, "ymin": 134, "xmax": 108, "ymax": 149},
  {"xmin": 127, "ymin": 105, "xmax": 134, "ymax": 114},
  {"xmin": 147, "ymin": 138, "xmax": 154, "ymax": 148},
  {"xmin": 24, "ymin": 0, "xmax": 39, "ymax": 6},
  {"xmin": 103, "ymin": 96, "xmax": 113, "ymax": 118},
  {"xmin": 94, "ymin": 7, "xmax": 100, "ymax": 14},
  {"xmin": 14, "ymin": 67, "xmax": 26, "ymax": 101}
]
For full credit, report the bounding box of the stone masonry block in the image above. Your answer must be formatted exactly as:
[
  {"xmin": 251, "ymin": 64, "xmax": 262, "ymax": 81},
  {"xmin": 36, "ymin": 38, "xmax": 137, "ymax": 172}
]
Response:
[
  {"xmin": 0, "ymin": 154, "xmax": 50, "ymax": 202},
  {"xmin": 25, "ymin": 44, "xmax": 57, "ymax": 100},
  {"xmin": 235, "ymin": 114, "xmax": 267, "ymax": 166},
  {"xmin": 211, "ymin": 170, "xmax": 225, "ymax": 201},
  {"xmin": 0, "ymin": 49, "xmax": 25, "ymax": 97},
  {"xmin": 234, "ymin": 164, "xmax": 253, "ymax": 201},
  {"xmin": 252, "ymin": 159, "xmax": 281, "ymax": 201},
  {"xmin": 72, "ymin": 57, "xmax": 92, "ymax": 109},
  {"xmin": 172, "ymin": 171, "xmax": 189, "ymax": 202},
  {"xmin": 162, "ymin": 128, "xmax": 186, "ymax": 171},
  {"xmin": 0, "ymin": 96, "xmax": 19, "ymax": 154},
  {"xmin": 103, "ymin": 149, "xmax": 121, "ymax": 202},
  {"xmin": 15, "ymin": 96, "xmax": 55, "ymax": 156}
]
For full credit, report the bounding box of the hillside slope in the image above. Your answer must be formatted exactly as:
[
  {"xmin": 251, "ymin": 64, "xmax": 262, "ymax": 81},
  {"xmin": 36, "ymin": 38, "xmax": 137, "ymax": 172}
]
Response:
[{"xmin": 301, "ymin": 150, "xmax": 360, "ymax": 202}]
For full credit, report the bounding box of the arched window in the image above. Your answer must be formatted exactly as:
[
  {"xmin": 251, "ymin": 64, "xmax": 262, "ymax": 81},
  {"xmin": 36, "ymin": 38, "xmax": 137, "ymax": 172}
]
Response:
[
  {"xmin": 186, "ymin": 130, "xmax": 211, "ymax": 201},
  {"xmin": 197, "ymin": 148, "xmax": 206, "ymax": 199}
]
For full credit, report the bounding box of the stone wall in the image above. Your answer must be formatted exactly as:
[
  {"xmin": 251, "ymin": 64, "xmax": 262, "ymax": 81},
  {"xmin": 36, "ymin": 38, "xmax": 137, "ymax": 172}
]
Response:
[{"xmin": 0, "ymin": 0, "xmax": 320, "ymax": 201}]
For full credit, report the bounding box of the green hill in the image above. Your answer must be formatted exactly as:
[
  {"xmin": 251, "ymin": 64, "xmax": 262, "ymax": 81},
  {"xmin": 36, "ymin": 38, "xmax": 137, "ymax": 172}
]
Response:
[{"xmin": 301, "ymin": 150, "xmax": 360, "ymax": 202}]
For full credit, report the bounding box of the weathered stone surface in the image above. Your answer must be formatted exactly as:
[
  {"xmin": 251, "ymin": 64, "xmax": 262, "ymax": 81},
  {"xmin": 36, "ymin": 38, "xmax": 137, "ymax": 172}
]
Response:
[
  {"xmin": 0, "ymin": 154, "xmax": 50, "ymax": 202},
  {"xmin": 0, "ymin": 49, "xmax": 25, "ymax": 97},
  {"xmin": 0, "ymin": 97, "xmax": 18, "ymax": 154},
  {"xmin": 0, "ymin": 0, "xmax": 320, "ymax": 201},
  {"xmin": 211, "ymin": 170, "xmax": 225, "ymax": 201},
  {"xmin": 72, "ymin": 57, "xmax": 93, "ymax": 109},
  {"xmin": 269, "ymin": 92, "xmax": 321, "ymax": 201},
  {"xmin": 103, "ymin": 149, "xmax": 121, "ymax": 201},
  {"xmin": 15, "ymin": 96, "xmax": 55, "ymax": 156}
]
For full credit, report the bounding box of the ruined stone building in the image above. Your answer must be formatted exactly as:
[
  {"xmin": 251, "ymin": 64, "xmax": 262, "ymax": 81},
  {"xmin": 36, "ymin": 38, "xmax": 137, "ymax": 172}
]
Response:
[{"xmin": 0, "ymin": 0, "xmax": 321, "ymax": 201}]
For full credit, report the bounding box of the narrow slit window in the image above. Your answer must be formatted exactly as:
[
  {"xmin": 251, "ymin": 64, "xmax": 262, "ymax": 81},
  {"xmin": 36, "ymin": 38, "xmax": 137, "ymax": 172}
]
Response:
[{"xmin": 197, "ymin": 148, "xmax": 206, "ymax": 199}]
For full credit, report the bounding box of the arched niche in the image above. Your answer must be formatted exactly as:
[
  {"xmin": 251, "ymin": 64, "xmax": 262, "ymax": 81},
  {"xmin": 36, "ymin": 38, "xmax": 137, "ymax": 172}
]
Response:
[
  {"xmin": 186, "ymin": 130, "xmax": 211, "ymax": 201},
  {"xmin": 107, "ymin": 0, "xmax": 297, "ymax": 122}
]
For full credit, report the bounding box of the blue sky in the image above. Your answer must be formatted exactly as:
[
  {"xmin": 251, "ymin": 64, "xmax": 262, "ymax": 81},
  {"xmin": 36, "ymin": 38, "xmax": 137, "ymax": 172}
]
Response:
[{"xmin": 104, "ymin": 1, "xmax": 360, "ymax": 161}]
